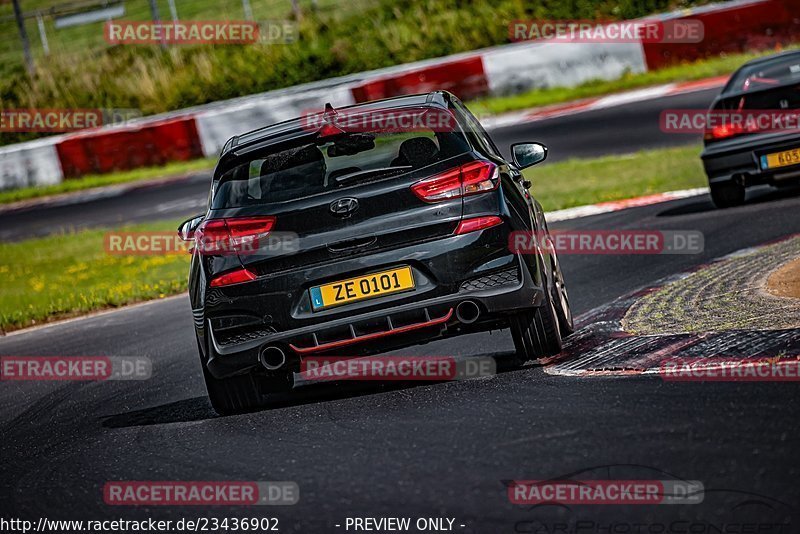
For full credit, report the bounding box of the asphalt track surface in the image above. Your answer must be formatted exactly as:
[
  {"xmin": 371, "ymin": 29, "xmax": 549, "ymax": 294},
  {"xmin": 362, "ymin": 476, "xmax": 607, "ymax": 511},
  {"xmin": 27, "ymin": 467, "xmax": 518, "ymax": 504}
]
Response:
[
  {"xmin": 3, "ymin": 85, "xmax": 800, "ymax": 531},
  {"xmin": 0, "ymin": 87, "xmax": 718, "ymax": 242}
]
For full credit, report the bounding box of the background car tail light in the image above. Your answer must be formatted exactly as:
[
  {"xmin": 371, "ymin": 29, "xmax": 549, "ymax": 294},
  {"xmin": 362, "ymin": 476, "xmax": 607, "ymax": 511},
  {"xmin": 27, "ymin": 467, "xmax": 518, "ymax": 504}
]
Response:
[
  {"xmin": 705, "ymin": 123, "xmax": 745, "ymax": 141},
  {"xmin": 454, "ymin": 216, "xmax": 503, "ymax": 235},
  {"xmin": 411, "ymin": 161, "xmax": 498, "ymax": 202},
  {"xmin": 209, "ymin": 268, "xmax": 258, "ymax": 287},
  {"xmin": 195, "ymin": 216, "xmax": 276, "ymax": 254}
]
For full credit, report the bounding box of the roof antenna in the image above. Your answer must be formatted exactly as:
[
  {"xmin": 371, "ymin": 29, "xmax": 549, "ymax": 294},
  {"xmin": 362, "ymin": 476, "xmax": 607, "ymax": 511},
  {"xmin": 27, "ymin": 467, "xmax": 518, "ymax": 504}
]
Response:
[
  {"xmin": 318, "ymin": 103, "xmax": 345, "ymax": 138},
  {"xmin": 323, "ymin": 103, "xmax": 337, "ymax": 121}
]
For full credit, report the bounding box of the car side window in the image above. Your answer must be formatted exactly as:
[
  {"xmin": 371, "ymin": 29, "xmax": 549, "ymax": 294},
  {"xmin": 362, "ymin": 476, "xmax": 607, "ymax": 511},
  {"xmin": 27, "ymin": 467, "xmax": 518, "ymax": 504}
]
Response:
[{"xmin": 452, "ymin": 99, "xmax": 502, "ymax": 158}]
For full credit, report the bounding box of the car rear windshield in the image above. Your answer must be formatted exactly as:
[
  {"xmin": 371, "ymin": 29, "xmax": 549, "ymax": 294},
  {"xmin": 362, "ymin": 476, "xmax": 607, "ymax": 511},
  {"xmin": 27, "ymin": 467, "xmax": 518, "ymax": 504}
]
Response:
[
  {"xmin": 212, "ymin": 127, "xmax": 471, "ymax": 209},
  {"xmin": 726, "ymin": 54, "xmax": 800, "ymax": 94}
]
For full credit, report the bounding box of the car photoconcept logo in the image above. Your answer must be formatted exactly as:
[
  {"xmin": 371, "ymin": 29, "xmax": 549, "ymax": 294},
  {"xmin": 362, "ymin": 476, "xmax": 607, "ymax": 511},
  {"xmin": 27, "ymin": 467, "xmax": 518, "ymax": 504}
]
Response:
[{"xmin": 329, "ymin": 197, "xmax": 359, "ymax": 217}]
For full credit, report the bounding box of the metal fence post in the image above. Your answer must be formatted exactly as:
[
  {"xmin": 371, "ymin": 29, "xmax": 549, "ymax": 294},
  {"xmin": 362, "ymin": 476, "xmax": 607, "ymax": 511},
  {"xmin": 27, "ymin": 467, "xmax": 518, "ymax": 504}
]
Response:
[{"xmin": 12, "ymin": 0, "xmax": 35, "ymax": 74}]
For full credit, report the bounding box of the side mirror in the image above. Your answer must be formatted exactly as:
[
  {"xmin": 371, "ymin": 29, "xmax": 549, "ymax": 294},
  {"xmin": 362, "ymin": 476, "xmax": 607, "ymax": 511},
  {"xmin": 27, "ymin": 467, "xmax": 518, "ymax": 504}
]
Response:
[
  {"xmin": 511, "ymin": 142, "xmax": 548, "ymax": 169},
  {"xmin": 178, "ymin": 215, "xmax": 204, "ymax": 241}
]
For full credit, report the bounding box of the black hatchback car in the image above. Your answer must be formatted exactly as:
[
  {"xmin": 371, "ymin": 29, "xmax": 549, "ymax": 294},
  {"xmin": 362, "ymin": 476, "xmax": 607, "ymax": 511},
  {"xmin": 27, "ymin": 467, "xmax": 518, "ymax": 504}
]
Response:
[
  {"xmin": 179, "ymin": 91, "xmax": 573, "ymax": 414},
  {"xmin": 702, "ymin": 50, "xmax": 800, "ymax": 208}
]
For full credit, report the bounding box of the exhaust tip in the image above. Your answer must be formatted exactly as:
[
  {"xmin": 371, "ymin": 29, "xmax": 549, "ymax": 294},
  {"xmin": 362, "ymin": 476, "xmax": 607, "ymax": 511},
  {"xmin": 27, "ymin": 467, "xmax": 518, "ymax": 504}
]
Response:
[
  {"xmin": 259, "ymin": 345, "xmax": 287, "ymax": 371},
  {"xmin": 456, "ymin": 300, "xmax": 481, "ymax": 324}
]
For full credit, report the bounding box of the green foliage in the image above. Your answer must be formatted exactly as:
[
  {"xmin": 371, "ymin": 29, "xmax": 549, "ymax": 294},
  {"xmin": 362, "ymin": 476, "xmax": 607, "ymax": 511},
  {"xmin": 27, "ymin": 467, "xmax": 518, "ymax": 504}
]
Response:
[
  {"xmin": 0, "ymin": 0, "xmax": 710, "ymax": 145},
  {"xmin": 0, "ymin": 219, "xmax": 189, "ymax": 332}
]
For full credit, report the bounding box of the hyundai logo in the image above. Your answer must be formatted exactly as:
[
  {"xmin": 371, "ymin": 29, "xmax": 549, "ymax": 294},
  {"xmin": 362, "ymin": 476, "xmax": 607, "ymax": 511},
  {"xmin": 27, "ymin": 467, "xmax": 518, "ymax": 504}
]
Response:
[{"xmin": 329, "ymin": 197, "xmax": 359, "ymax": 217}]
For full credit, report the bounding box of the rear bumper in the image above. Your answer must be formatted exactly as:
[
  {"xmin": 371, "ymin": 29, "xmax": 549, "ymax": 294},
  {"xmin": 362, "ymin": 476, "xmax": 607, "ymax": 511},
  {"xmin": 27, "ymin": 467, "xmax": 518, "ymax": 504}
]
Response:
[
  {"xmin": 203, "ymin": 237, "xmax": 545, "ymax": 378},
  {"xmin": 701, "ymin": 132, "xmax": 800, "ymax": 187}
]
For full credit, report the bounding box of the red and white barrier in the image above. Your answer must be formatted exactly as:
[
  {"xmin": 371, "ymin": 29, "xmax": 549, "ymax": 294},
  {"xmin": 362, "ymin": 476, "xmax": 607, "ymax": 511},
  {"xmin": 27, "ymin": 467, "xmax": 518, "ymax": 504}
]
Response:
[
  {"xmin": 0, "ymin": 137, "xmax": 64, "ymax": 190},
  {"xmin": 350, "ymin": 56, "xmax": 488, "ymax": 103},
  {"xmin": 56, "ymin": 116, "xmax": 203, "ymax": 178},
  {"xmin": 481, "ymin": 41, "xmax": 646, "ymax": 96},
  {"xmin": 0, "ymin": 0, "xmax": 795, "ymax": 191},
  {"xmin": 641, "ymin": 0, "xmax": 797, "ymax": 70}
]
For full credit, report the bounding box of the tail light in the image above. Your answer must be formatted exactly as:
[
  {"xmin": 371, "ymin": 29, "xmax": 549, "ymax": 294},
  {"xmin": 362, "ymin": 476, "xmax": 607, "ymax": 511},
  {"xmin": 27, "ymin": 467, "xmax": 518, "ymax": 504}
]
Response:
[
  {"xmin": 195, "ymin": 216, "xmax": 276, "ymax": 255},
  {"xmin": 703, "ymin": 121, "xmax": 768, "ymax": 141},
  {"xmin": 704, "ymin": 100, "xmax": 765, "ymax": 142},
  {"xmin": 705, "ymin": 123, "xmax": 744, "ymax": 141},
  {"xmin": 209, "ymin": 268, "xmax": 258, "ymax": 288},
  {"xmin": 455, "ymin": 216, "xmax": 503, "ymax": 235},
  {"xmin": 411, "ymin": 161, "xmax": 498, "ymax": 202}
]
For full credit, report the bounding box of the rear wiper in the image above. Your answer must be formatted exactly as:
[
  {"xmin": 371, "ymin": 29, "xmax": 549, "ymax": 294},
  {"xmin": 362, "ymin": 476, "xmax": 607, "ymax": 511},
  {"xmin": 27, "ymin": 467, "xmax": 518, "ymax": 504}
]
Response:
[{"xmin": 334, "ymin": 166, "xmax": 412, "ymax": 185}]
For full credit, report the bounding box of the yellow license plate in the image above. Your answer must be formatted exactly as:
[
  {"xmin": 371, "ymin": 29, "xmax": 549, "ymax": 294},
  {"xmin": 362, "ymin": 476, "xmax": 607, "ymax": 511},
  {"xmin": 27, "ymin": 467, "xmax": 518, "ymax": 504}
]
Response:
[
  {"xmin": 310, "ymin": 266, "xmax": 415, "ymax": 310},
  {"xmin": 762, "ymin": 148, "xmax": 800, "ymax": 169}
]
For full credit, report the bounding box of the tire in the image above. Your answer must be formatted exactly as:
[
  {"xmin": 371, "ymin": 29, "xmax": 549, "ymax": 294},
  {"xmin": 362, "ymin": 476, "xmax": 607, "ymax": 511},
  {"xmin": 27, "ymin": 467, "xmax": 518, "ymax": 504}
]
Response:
[
  {"xmin": 710, "ymin": 181, "xmax": 745, "ymax": 208},
  {"xmin": 202, "ymin": 364, "xmax": 265, "ymax": 415},
  {"xmin": 550, "ymin": 251, "xmax": 574, "ymax": 336},
  {"xmin": 509, "ymin": 289, "xmax": 563, "ymax": 365},
  {"xmin": 197, "ymin": 340, "xmax": 288, "ymax": 415}
]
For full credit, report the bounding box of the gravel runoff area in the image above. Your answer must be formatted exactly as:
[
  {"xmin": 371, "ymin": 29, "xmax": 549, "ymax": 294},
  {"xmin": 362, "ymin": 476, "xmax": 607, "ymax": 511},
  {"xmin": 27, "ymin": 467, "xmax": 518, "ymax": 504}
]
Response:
[{"xmin": 767, "ymin": 256, "xmax": 800, "ymax": 300}]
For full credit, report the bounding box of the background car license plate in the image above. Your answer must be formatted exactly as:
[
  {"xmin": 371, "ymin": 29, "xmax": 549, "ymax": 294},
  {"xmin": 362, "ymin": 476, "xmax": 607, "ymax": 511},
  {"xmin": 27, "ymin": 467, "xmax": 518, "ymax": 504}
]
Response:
[
  {"xmin": 310, "ymin": 266, "xmax": 414, "ymax": 310},
  {"xmin": 761, "ymin": 148, "xmax": 800, "ymax": 169}
]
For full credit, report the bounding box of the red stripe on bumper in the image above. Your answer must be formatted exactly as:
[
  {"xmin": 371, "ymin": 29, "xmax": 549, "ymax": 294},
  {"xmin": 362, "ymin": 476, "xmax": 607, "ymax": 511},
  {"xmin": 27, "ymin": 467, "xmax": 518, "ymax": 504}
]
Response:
[{"xmin": 289, "ymin": 308, "xmax": 454, "ymax": 355}]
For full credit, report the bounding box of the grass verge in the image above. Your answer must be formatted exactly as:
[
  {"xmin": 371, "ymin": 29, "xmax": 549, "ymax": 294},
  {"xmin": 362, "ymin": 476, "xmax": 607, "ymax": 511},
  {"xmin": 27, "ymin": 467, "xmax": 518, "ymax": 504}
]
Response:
[
  {"xmin": 527, "ymin": 145, "xmax": 706, "ymax": 212},
  {"xmin": 0, "ymin": 220, "xmax": 189, "ymax": 332},
  {"xmin": 0, "ymin": 144, "xmax": 707, "ymax": 332},
  {"xmin": 0, "ymin": 158, "xmax": 215, "ymax": 206}
]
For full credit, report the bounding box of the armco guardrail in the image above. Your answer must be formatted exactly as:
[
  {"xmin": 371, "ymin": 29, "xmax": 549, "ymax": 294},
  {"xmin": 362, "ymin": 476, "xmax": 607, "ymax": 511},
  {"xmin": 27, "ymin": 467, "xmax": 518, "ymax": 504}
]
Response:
[{"xmin": 0, "ymin": 0, "xmax": 796, "ymax": 191}]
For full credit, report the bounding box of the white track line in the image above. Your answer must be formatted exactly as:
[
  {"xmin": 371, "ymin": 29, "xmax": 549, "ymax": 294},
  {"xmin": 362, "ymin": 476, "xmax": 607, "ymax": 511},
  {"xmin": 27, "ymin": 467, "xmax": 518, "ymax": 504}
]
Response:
[{"xmin": 546, "ymin": 187, "xmax": 709, "ymax": 222}]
